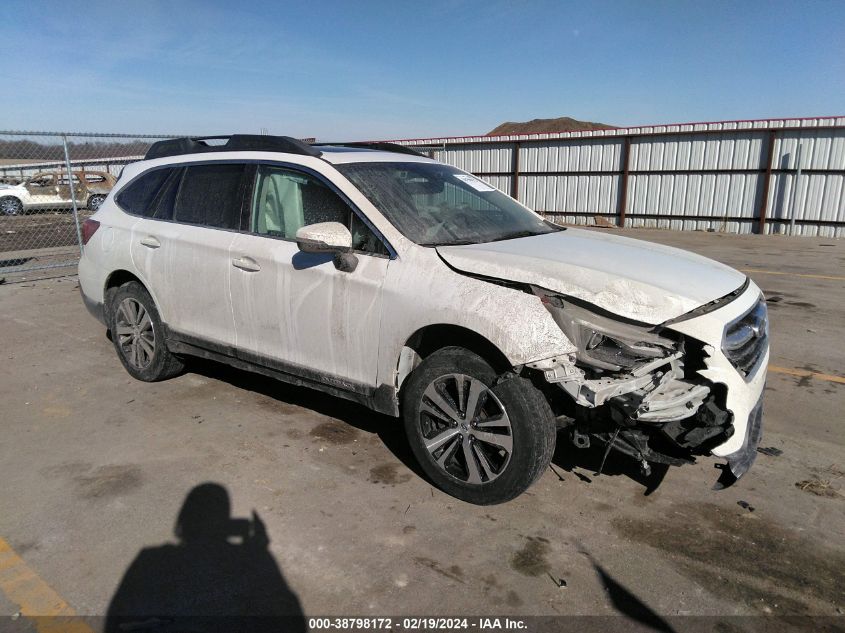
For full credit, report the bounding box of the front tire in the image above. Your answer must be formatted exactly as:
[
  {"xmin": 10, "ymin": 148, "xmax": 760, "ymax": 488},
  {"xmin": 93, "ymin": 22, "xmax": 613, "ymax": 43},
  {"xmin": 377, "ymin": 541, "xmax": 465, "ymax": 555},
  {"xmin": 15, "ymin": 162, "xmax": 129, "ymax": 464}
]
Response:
[
  {"xmin": 402, "ymin": 347, "xmax": 556, "ymax": 505},
  {"xmin": 1, "ymin": 196, "xmax": 23, "ymax": 216},
  {"xmin": 108, "ymin": 281, "xmax": 184, "ymax": 382}
]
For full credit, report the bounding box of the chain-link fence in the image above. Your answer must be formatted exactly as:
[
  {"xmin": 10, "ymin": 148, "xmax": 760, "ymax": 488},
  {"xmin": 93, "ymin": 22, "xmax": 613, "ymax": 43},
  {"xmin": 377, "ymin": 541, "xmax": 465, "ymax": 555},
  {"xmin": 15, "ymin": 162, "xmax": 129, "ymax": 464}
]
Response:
[{"xmin": 0, "ymin": 132, "xmax": 181, "ymax": 274}]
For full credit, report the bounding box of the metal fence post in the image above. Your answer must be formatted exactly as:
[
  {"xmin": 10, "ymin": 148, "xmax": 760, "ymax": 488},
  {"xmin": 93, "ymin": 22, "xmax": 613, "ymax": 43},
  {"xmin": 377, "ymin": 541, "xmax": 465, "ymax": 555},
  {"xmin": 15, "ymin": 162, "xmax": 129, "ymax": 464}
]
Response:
[
  {"xmin": 790, "ymin": 143, "xmax": 803, "ymax": 236},
  {"xmin": 511, "ymin": 141, "xmax": 521, "ymax": 201},
  {"xmin": 61, "ymin": 134, "xmax": 84, "ymax": 254},
  {"xmin": 617, "ymin": 136, "xmax": 632, "ymax": 227},
  {"xmin": 757, "ymin": 130, "xmax": 777, "ymax": 234}
]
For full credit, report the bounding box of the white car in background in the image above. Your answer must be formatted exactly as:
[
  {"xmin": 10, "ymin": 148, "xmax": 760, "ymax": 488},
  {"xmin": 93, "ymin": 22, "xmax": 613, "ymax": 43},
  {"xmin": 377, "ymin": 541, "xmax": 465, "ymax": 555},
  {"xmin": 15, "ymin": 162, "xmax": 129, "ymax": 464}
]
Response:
[
  {"xmin": 77, "ymin": 135, "xmax": 768, "ymax": 504},
  {"xmin": 0, "ymin": 170, "xmax": 116, "ymax": 215}
]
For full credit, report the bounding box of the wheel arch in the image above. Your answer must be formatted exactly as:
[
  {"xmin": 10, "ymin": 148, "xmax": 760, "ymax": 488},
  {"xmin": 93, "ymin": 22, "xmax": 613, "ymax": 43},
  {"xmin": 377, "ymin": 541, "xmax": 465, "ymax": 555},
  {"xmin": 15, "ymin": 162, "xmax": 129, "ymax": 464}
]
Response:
[
  {"xmin": 396, "ymin": 324, "xmax": 513, "ymax": 393},
  {"xmin": 104, "ymin": 270, "xmax": 147, "ymax": 313}
]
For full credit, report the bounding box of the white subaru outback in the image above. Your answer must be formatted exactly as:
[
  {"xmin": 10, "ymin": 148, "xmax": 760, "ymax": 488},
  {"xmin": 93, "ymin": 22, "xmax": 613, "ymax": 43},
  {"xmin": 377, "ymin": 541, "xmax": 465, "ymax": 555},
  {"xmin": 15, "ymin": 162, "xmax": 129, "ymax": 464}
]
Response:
[{"xmin": 78, "ymin": 135, "xmax": 768, "ymax": 504}]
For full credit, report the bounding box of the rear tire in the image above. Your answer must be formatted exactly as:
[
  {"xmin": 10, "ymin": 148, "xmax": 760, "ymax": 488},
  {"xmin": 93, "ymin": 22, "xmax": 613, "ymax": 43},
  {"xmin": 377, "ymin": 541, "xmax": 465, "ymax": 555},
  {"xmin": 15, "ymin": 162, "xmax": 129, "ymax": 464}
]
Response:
[
  {"xmin": 108, "ymin": 281, "xmax": 184, "ymax": 382},
  {"xmin": 87, "ymin": 194, "xmax": 106, "ymax": 211},
  {"xmin": 402, "ymin": 347, "xmax": 556, "ymax": 505}
]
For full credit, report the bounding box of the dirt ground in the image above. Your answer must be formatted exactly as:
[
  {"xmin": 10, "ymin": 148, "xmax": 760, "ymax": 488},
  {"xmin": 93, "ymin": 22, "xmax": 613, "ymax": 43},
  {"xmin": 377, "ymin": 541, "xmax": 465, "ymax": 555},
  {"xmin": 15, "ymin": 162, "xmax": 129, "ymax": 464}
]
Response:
[
  {"xmin": 0, "ymin": 228, "xmax": 843, "ymax": 630},
  {"xmin": 0, "ymin": 210, "xmax": 91, "ymax": 273},
  {"xmin": 0, "ymin": 210, "xmax": 91, "ymax": 253}
]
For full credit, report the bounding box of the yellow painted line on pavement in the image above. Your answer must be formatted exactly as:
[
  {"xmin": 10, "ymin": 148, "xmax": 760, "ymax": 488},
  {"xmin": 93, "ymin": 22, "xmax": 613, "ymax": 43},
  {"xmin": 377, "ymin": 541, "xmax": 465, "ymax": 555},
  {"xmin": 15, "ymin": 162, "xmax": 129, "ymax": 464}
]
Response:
[
  {"xmin": 769, "ymin": 365, "xmax": 845, "ymax": 385},
  {"xmin": 741, "ymin": 269, "xmax": 845, "ymax": 282},
  {"xmin": 0, "ymin": 537, "xmax": 95, "ymax": 633}
]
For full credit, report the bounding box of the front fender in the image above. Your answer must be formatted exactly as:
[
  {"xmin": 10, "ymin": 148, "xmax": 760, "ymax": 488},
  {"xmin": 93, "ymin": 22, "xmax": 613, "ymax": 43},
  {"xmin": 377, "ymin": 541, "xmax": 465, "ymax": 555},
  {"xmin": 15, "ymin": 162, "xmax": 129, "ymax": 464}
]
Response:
[{"xmin": 378, "ymin": 249, "xmax": 576, "ymax": 388}]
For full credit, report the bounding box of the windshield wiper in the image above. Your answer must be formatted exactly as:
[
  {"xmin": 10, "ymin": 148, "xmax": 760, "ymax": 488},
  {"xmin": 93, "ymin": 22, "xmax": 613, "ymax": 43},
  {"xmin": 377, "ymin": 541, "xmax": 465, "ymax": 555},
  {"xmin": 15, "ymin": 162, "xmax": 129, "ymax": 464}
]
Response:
[
  {"xmin": 488, "ymin": 230, "xmax": 542, "ymax": 243},
  {"xmin": 420, "ymin": 239, "xmax": 479, "ymax": 247},
  {"xmin": 488, "ymin": 223, "xmax": 564, "ymax": 243}
]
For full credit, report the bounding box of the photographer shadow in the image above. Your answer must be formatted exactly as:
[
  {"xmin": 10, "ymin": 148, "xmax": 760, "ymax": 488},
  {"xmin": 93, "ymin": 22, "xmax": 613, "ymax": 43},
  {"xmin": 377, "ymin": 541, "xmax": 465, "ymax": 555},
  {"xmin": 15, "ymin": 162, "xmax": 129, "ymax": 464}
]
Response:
[{"xmin": 105, "ymin": 483, "xmax": 306, "ymax": 633}]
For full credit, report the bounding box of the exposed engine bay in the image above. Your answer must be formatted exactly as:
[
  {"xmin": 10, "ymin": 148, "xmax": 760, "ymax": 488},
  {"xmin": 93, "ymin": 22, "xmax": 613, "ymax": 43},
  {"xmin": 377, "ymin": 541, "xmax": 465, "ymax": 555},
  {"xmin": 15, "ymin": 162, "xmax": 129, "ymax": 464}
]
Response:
[{"xmin": 528, "ymin": 288, "xmax": 735, "ymax": 481}]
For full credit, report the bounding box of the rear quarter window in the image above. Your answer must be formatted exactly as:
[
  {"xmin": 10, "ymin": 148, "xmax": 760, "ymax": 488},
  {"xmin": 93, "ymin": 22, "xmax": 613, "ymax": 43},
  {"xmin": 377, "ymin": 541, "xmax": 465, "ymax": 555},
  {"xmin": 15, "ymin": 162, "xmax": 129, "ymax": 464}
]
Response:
[{"xmin": 116, "ymin": 169, "xmax": 171, "ymax": 216}]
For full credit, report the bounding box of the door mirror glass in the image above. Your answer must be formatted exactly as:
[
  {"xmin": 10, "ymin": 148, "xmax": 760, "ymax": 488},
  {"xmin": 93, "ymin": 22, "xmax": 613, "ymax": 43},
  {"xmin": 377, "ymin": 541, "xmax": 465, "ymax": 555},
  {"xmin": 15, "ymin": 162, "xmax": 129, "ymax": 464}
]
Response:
[{"xmin": 296, "ymin": 222, "xmax": 353, "ymax": 253}]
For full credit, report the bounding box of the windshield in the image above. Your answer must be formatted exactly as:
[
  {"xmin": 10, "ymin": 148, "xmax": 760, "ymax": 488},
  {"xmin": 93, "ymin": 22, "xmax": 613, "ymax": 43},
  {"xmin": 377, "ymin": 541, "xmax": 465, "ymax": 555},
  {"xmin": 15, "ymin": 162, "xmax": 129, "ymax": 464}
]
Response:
[{"xmin": 336, "ymin": 162, "xmax": 561, "ymax": 246}]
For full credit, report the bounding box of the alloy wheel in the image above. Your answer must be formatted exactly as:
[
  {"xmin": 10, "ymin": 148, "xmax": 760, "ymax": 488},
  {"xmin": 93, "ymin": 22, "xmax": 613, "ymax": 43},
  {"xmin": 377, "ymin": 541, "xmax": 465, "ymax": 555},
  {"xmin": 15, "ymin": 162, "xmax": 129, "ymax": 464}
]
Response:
[
  {"xmin": 115, "ymin": 298, "xmax": 155, "ymax": 369},
  {"xmin": 88, "ymin": 195, "xmax": 105, "ymax": 211},
  {"xmin": 1, "ymin": 198, "xmax": 21, "ymax": 216},
  {"xmin": 418, "ymin": 374, "xmax": 513, "ymax": 484}
]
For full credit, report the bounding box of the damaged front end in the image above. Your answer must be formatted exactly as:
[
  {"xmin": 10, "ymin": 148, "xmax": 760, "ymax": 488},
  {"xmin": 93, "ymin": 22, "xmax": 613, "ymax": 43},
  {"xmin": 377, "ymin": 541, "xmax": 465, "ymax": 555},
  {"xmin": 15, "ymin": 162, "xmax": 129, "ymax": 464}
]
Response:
[{"xmin": 529, "ymin": 289, "xmax": 737, "ymax": 483}]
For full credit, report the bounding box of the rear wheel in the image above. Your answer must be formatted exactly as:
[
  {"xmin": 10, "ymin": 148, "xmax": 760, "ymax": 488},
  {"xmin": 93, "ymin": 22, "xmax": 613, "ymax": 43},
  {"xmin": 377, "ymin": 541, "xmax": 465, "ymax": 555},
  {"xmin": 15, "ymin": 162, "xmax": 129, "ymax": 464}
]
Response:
[
  {"xmin": 1, "ymin": 196, "xmax": 23, "ymax": 216},
  {"xmin": 108, "ymin": 281, "xmax": 184, "ymax": 382},
  {"xmin": 402, "ymin": 347, "xmax": 556, "ymax": 504},
  {"xmin": 87, "ymin": 194, "xmax": 106, "ymax": 211}
]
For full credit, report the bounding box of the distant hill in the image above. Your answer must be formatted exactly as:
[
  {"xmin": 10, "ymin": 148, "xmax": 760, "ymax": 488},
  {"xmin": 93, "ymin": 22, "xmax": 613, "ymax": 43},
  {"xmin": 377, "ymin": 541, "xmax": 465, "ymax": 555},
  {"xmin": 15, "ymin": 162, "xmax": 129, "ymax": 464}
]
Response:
[{"xmin": 487, "ymin": 117, "xmax": 615, "ymax": 136}]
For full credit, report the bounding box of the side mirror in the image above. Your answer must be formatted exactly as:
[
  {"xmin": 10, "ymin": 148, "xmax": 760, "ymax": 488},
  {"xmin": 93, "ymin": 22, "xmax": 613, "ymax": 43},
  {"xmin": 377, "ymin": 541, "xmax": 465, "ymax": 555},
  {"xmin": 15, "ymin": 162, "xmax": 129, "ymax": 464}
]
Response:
[
  {"xmin": 295, "ymin": 222, "xmax": 352, "ymax": 254},
  {"xmin": 295, "ymin": 221, "xmax": 358, "ymax": 272}
]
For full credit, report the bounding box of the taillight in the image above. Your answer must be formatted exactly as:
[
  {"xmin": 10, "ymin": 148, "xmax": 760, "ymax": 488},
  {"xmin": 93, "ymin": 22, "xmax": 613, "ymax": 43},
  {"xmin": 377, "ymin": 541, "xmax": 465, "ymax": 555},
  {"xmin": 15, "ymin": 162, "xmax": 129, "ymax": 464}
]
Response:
[{"xmin": 81, "ymin": 219, "xmax": 100, "ymax": 245}]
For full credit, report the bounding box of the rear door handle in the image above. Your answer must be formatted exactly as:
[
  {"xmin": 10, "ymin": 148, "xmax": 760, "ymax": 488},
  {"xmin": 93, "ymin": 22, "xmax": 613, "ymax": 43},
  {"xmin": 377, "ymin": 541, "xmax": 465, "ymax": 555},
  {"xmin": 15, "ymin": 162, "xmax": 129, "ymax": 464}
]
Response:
[
  {"xmin": 140, "ymin": 236, "xmax": 161, "ymax": 249},
  {"xmin": 232, "ymin": 256, "xmax": 261, "ymax": 272}
]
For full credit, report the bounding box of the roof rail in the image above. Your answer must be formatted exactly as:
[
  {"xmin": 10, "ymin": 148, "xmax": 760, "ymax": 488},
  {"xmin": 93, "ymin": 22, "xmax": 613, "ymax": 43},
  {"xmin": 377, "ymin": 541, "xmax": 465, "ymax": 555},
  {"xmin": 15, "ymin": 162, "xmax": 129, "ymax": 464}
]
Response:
[
  {"xmin": 314, "ymin": 142, "xmax": 426, "ymax": 157},
  {"xmin": 144, "ymin": 135, "xmax": 323, "ymax": 160}
]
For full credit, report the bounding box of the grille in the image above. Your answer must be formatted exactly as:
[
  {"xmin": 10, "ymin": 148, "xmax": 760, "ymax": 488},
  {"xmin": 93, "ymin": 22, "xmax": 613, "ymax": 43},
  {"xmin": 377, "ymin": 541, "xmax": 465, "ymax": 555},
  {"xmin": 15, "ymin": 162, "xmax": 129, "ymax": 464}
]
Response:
[{"xmin": 722, "ymin": 296, "xmax": 769, "ymax": 379}]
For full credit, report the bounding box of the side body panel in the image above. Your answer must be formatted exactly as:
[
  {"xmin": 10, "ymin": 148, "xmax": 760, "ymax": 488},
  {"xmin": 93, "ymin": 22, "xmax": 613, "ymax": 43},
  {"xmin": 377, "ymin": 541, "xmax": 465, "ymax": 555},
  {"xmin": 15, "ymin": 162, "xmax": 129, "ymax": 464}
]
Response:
[
  {"xmin": 130, "ymin": 219, "xmax": 237, "ymax": 348},
  {"xmin": 228, "ymin": 232, "xmax": 389, "ymax": 385},
  {"xmin": 77, "ymin": 202, "xmax": 141, "ymax": 307}
]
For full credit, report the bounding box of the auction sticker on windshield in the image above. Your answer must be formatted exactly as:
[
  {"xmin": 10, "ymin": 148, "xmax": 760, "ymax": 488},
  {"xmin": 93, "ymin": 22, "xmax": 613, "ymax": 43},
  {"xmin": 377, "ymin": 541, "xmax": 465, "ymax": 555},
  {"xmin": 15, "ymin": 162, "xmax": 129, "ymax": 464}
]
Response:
[{"xmin": 453, "ymin": 174, "xmax": 496, "ymax": 192}]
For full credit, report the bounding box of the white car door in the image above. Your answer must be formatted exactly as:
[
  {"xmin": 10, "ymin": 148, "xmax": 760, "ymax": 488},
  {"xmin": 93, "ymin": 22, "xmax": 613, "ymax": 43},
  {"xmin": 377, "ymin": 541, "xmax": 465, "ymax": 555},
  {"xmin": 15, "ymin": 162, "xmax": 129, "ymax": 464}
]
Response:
[
  {"xmin": 229, "ymin": 164, "xmax": 391, "ymax": 387},
  {"xmin": 128, "ymin": 163, "xmax": 247, "ymax": 348}
]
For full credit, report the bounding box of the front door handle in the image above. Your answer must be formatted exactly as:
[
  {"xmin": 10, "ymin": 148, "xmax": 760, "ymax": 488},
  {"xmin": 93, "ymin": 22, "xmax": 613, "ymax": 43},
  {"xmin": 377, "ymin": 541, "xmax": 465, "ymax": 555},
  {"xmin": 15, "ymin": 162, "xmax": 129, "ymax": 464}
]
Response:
[
  {"xmin": 232, "ymin": 256, "xmax": 261, "ymax": 272},
  {"xmin": 140, "ymin": 236, "xmax": 161, "ymax": 249}
]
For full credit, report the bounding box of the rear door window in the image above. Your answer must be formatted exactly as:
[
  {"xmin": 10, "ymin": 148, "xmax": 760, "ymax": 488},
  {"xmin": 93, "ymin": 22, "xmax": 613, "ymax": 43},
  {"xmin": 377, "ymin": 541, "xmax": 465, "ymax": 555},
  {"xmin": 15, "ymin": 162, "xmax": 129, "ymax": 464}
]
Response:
[{"xmin": 174, "ymin": 163, "xmax": 246, "ymax": 229}]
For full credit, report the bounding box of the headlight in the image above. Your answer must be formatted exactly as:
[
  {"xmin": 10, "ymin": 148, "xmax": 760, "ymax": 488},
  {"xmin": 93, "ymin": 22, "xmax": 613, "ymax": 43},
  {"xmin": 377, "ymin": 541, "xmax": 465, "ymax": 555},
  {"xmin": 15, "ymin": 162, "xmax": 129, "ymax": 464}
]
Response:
[
  {"xmin": 722, "ymin": 295, "xmax": 768, "ymax": 379},
  {"xmin": 535, "ymin": 290, "xmax": 678, "ymax": 372}
]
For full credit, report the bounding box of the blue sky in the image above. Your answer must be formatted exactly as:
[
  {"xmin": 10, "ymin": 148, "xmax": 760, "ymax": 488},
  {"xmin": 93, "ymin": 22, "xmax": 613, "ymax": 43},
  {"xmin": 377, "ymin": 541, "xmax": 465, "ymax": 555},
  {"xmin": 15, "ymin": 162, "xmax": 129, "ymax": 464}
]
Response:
[{"xmin": 1, "ymin": 0, "xmax": 843, "ymax": 139}]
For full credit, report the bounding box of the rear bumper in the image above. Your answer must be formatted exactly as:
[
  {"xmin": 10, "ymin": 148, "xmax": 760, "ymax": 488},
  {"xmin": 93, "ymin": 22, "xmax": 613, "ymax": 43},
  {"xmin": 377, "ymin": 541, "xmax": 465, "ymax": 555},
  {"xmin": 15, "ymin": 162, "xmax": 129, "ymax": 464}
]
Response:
[{"xmin": 80, "ymin": 285, "xmax": 106, "ymax": 326}]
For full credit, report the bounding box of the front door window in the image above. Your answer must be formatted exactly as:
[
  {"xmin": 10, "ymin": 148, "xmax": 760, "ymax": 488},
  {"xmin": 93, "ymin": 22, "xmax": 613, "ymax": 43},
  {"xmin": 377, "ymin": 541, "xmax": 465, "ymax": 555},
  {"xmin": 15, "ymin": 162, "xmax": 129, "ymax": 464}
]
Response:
[{"xmin": 252, "ymin": 165, "xmax": 388, "ymax": 255}]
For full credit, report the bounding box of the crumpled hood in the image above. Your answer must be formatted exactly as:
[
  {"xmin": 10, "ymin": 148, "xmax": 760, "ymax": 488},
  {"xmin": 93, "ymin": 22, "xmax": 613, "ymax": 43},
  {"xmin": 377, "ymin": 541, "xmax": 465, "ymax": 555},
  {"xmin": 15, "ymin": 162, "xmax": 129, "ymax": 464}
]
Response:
[{"xmin": 437, "ymin": 229, "xmax": 747, "ymax": 325}]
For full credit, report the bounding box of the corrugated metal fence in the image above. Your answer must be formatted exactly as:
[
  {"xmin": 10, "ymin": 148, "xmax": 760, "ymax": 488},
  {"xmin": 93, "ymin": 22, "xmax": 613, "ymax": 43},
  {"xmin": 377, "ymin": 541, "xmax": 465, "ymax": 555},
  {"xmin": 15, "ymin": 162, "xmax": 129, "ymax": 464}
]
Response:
[{"xmin": 394, "ymin": 117, "xmax": 845, "ymax": 237}]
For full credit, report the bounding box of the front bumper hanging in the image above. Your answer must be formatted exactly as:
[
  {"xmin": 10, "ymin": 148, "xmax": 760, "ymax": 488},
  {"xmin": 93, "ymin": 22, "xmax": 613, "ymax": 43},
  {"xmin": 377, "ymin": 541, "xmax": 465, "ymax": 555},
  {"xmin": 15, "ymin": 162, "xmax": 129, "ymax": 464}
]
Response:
[{"xmin": 714, "ymin": 395, "xmax": 763, "ymax": 489}]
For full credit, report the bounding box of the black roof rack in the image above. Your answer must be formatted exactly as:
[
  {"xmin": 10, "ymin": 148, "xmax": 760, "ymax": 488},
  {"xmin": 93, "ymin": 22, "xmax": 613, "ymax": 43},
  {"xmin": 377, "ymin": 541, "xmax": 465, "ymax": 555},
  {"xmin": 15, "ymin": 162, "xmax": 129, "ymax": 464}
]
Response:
[
  {"xmin": 313, "ymin": 142, "xmax": 426, "ymax": 157},
  {"xmin": 145, "ymin": 135, "xmax": 323, "ymax": 160}
]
